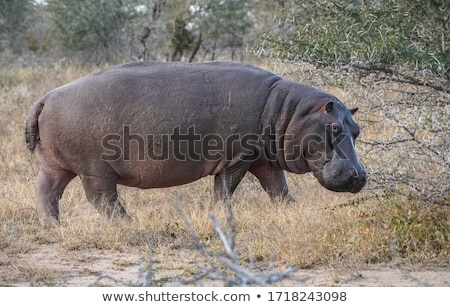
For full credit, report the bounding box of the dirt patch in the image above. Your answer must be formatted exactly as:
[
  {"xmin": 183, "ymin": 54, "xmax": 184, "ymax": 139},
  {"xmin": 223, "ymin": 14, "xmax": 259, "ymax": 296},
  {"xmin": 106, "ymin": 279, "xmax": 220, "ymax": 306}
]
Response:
[{"xmin": 1, "ymin": 244, "xmax": 448, "ymax": 287}]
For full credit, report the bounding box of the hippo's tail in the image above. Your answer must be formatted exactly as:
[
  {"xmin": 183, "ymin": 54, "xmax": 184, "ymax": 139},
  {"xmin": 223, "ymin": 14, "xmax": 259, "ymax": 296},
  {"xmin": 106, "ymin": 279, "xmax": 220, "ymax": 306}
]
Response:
[{"xmin": 25, "ymin": 98, "xmax": 45, "ymax": 150}]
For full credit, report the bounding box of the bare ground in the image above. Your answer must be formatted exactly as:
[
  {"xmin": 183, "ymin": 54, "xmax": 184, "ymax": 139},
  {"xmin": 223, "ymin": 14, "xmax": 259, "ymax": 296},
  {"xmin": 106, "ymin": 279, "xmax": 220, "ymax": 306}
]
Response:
[{"xmin": 2, "ymin": 243, "xmax": 449, "ymax": 287}]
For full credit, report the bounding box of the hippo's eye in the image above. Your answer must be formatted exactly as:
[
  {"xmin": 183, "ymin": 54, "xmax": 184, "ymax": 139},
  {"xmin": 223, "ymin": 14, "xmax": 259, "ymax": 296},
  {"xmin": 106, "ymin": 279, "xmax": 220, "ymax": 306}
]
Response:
[{"xmin": 331, "ymin": 123, "xmax": 341, "ymax": 135}]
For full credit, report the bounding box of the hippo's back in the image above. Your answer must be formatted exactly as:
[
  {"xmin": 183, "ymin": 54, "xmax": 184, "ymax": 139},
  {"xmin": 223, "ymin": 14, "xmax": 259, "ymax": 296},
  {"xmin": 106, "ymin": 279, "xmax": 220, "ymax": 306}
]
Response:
[{"xmin": 42, "ymin": 61, "xmax": 281, "ymax": 130}]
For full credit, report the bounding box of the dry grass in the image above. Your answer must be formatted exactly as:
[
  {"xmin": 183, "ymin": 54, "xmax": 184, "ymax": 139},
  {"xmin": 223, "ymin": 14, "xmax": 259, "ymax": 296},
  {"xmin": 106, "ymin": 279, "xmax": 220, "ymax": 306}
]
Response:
[{"xmin": 0, "ymin": 60, "xmax": 448, "ymax": 286}]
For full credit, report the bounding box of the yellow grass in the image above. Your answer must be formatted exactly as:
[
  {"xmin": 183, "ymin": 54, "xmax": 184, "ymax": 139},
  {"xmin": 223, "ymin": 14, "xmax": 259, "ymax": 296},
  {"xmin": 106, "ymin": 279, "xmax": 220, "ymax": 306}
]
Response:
[{"xmin": 0, "ymin": 61, "xmax": 448, "ymax": 286}]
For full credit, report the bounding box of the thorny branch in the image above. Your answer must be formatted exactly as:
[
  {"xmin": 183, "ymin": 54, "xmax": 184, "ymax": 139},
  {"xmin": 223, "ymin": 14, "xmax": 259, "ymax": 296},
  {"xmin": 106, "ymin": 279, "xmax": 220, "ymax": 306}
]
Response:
[
  {"xmin": 356, "ymin": 83, "xmax": 449, "ymax": 205},
  {"xmin": 347, "ymin": 62, "xmax": 449, "ymax": 94}
]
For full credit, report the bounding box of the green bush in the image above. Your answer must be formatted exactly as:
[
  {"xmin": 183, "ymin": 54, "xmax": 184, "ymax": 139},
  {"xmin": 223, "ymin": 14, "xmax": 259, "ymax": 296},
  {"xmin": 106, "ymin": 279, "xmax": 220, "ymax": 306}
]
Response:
[{"xmin": 261, "ymin": 0, "xmax": 449, "ymax": 81}]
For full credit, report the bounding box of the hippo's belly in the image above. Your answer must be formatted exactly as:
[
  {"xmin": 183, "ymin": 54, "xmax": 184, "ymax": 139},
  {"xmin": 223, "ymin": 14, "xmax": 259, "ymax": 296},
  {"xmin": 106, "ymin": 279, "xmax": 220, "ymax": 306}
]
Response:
[{"xmin": 111, "ymin": 156, "xmax": 236, "ymax": 189}]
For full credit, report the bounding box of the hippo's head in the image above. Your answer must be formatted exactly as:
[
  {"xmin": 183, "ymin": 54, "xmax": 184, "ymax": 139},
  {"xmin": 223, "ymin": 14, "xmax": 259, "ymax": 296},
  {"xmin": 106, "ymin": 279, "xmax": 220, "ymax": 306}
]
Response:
[
  {"xmin": 283, "ymin": 98, "xmax": 367, "ymax": 193},
  {"xmin": 308, "ymin": 100, "xmax": 366, "ymax": 193}
]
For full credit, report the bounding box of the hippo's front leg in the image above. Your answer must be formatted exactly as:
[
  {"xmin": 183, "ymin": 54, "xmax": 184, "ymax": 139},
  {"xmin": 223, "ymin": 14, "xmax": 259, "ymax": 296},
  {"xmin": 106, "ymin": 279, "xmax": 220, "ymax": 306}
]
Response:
[
  {"xmin": 79, "ymin": 175, "xmax": 131, "ymax": 220},
  {"xmin": 249, "ymin": 161, "xmax": 296, "ymax": 202},
  {"xmin": 213, "ymin": 163, "xmax": 251, "ymax": 202}
]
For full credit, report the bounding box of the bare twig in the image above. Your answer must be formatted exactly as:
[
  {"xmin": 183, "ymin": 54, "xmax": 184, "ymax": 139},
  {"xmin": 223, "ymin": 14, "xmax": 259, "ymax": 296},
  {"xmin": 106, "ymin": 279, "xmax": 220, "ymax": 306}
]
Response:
[
  {"xmin": 139, "ymin": 231, "xmax": 154, "ymax": 287},
  {"xmin": 209, "ymin": 214, "xmax": 238, "ymax": 262},
  {"xmin": 174, "ymin": 201, "xmax": 299, "ymax": 286},
  {"xmin": 173, "ymin": 201, "xmax": 217, "ymax": 271}
]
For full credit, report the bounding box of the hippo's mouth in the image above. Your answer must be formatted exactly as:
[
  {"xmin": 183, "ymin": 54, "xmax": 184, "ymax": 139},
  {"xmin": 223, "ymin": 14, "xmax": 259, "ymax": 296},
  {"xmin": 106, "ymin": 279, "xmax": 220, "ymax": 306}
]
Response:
[{"xmin": 312, "ymin": 161, "xmax": 367, "ymax": 193}]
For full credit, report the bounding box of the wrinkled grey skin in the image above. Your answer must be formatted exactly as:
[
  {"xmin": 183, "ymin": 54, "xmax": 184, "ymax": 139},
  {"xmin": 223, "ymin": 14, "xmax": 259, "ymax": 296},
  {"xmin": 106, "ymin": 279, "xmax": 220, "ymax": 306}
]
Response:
[{"xmin": 25, "ymin": 61, "xmax": 366, "ymax": 226}]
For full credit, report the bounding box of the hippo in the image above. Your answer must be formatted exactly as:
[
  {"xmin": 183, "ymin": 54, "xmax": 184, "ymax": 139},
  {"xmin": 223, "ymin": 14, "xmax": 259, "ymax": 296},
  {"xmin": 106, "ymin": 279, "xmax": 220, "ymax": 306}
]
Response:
[{"xmin": 25, "ymin": 61, "xmax": 366, "ymax": 226}]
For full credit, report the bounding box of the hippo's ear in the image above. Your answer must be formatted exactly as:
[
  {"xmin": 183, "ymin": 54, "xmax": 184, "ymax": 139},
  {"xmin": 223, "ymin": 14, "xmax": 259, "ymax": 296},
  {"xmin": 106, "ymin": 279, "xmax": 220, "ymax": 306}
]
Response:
[
  {"xmin": 325, "ymin": 101, "xmax": 334, "ymax": 113},
  {"xmin": 350, "ymin": 108, "xmax": 358, "ymax": 115}
]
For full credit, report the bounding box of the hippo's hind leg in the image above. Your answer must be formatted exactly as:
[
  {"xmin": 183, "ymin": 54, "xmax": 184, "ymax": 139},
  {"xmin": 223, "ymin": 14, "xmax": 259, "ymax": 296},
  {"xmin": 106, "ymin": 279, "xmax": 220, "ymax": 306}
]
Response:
[
  {"xmin": 36, "ymin": 167, "xmax": 76, "ymax": 226},
  {"xmin": 79, "ymin": 175, "xmax": 131, "ymax": 220}
]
